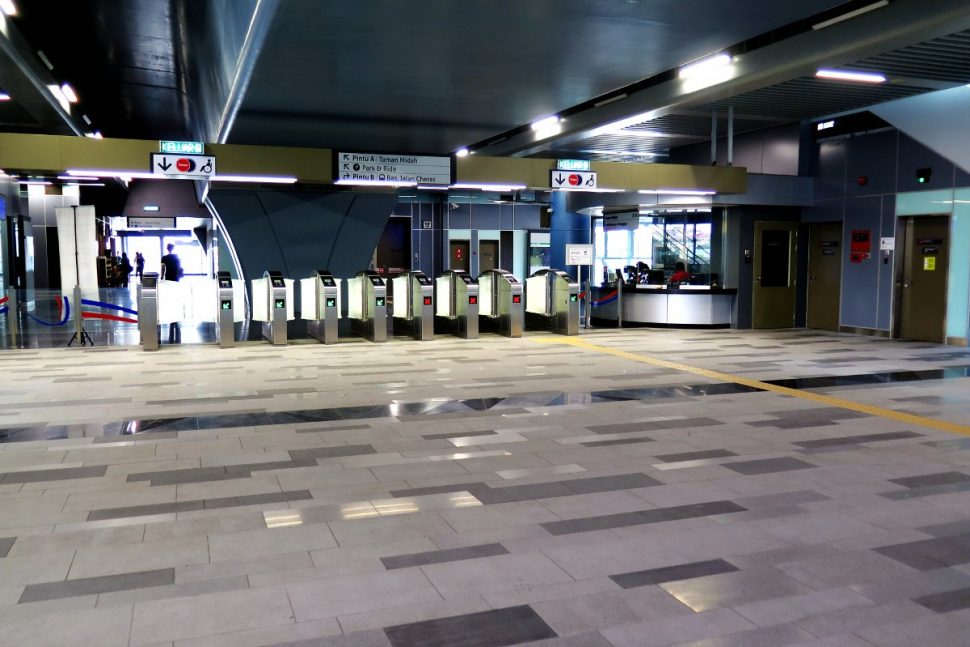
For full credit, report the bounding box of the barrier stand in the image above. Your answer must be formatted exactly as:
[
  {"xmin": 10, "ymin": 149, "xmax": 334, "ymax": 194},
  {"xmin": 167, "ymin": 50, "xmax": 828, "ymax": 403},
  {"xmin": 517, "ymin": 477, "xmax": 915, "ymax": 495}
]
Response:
[
  {"xmin": 68, "ymin": 286, "xmax": 94, "ymax": 347},
  {"xmin": 1, "ymin": 293, "xmax": 17, "ymax": 347}
]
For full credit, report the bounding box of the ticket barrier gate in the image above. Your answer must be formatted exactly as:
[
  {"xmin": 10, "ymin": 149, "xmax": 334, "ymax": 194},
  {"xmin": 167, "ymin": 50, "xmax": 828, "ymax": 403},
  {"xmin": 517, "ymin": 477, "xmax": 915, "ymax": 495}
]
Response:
[
  {"xmin": 435, "ymin": 270, "xmax": 478, "ymax": 339},
  {"xmin": 477, "ymin": 269, "xmax": 523, "ymax": 337},
  {"xmin": 525, "ymin": 269, "xmax": 580, "ymax": 335},
  {"xmin": 392, "ymin": 270, "xmax": 434, "ymax": 341},
  {"xmin": 252, "ymin": 270, "xmax": 292, "ymax": 345},
  {"xmin": 216, "ymin": 271, "xmax": 236, "ymax": 348},
  {"xmin": 138, "ymin": 273, "xmax": 160, "ymax": 351},
  {"xmin": 348, "ymin": 271, "xmax": 387, "ymax": 342},
  {"xmin": 300, "ymin": 270, "xmax": 341, "ymax": 344}
]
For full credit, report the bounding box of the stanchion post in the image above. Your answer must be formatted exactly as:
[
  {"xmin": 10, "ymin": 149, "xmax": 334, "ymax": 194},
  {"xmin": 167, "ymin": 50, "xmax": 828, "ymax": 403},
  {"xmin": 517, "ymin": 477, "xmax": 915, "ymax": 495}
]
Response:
[{"xmin": 617, "ymin": 284, "xmax": 623, "ymax": 329}]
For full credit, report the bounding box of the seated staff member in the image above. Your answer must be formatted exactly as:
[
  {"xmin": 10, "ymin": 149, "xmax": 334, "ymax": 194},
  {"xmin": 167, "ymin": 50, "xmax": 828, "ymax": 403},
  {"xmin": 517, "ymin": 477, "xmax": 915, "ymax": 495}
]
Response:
[{"xmin": 669, "ymin": 261, "xmax": 691, "ymax": 284}]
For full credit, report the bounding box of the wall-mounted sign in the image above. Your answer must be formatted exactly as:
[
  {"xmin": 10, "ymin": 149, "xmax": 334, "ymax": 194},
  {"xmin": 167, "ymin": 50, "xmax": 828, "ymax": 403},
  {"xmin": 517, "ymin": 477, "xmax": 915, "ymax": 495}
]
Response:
[
  {"xmin": 336, "ymin": 152, "xmax": 451, "ymax": 185},
  {"xmin": 127, "ymin": 216, "xmax": 176, "ymax": 228},
  {"xmin": 880, "ymin": 237, "xmax": 894, "ymax": 251},
  {"xmin": 565, "ymin": 244, "xmax": 594, "ymax": 266},
  {"xmin": 150, "ymin": 153, "xmax": 216, "ymax": 180},
  {"xmin": 924, "ymin": 257, "xmax": 936, "ymax": 271},
  {"xmin": 550, "ymin": 170, "xmax": 597, "ymax": 190},
  {"xmin": 557, "ymin": 159, "xmax": 591, "ymax": 172},
  {"xmin": 159, "ymin": 140, "xmax": 204, "ymax": 155}
]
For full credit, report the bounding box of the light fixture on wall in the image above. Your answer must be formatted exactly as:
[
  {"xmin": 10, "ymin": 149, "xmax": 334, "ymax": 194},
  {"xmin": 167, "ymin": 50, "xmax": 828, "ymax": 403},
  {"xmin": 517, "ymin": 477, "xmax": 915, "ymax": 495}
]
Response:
[
  {"xmin": 916, "ymin": 167, "xmax": 932, "ymax": 184},
  {"xmin": 815, "ymin": 69, "xmax": 886, "ymax": 83}
]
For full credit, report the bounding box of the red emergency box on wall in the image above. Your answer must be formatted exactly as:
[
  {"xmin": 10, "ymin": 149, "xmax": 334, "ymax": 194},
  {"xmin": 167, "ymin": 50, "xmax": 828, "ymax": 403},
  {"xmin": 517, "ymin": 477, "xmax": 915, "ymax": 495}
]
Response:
[{"xmin": 850, "ymin": 229, "xmax": 871, "ymax": 263}]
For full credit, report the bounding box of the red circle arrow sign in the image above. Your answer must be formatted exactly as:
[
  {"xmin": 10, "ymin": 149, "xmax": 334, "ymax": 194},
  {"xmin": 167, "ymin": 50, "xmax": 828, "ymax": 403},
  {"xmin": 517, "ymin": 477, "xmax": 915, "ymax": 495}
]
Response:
[
  {"xmin": 176, "ymin": 158, "xmax": 193, "ymax": 172},
  {"xmin": 568, "ymin": 174, "xmax": 581, "ymax": 186}
]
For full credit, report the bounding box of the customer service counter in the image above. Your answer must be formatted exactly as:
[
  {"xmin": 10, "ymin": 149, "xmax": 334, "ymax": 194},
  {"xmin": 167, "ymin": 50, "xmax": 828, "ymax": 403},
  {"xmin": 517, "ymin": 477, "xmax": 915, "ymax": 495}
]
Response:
[{"xmin": 590, "ymin": 284, "xmax": 737, "ymax": 328}]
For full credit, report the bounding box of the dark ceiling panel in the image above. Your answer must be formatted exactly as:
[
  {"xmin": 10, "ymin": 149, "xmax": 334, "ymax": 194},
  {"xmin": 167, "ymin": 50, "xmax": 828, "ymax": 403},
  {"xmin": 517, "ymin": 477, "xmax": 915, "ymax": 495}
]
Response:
[{"xmin": 229, "ymin": 0, "xmax": 843, "ymax": 152}]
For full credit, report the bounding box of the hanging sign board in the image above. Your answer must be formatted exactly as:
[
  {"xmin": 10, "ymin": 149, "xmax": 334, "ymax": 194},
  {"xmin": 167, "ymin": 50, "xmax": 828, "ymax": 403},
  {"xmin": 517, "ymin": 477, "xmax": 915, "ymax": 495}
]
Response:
[
  {"xmin": 565, "ymin": 244, "xmax": 594, "ymax": 266},
  {"xmin": 150, "ymin": 153, "xmax": 216, "ymax": 180},
  {"xmin": 603, "ymin": 210, "xmax": 639, "ymax": 230},
  {"xmin": 550, "ymin": 170, "xmax": 597, "ymax": 189},
  {"xmin": 335, "ymin": 152, "xmax": 451, "ymax": 185},
  {"xmin": 159, "ymin": 140, "xmax": 204, "ymax": 155},
  {"xmin": 127, "ymin": 216, "xmax": 176, "ymax": 228},
  {"xmin": 557, "ymin": 159, "xmax": 591, "ymax": 171}
]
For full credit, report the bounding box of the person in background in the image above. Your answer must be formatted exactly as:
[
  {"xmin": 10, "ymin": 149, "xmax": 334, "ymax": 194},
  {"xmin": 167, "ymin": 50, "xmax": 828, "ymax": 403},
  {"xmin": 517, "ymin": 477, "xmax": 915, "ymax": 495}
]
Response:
[
  {"xmin": 120, "ymin": 253, "xmax": 133, "ymax": 288},
  {"xmin": 669, "ymin": 261, "xmax": 691, "ymax": 284},
  {"xmin": 135, "ymin": 252, "xmax": 145, "ymax": 280},
  {"xmin": 160, "ymin": 244, "xmax": 182, "ymax": 343}
]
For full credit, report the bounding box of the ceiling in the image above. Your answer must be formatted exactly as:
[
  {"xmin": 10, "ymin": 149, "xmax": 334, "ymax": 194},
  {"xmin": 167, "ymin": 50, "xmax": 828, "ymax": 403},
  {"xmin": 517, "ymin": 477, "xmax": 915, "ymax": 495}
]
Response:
[{"xmin": 3, "ymin": 0, "xmax": 970, "ymax": 163}]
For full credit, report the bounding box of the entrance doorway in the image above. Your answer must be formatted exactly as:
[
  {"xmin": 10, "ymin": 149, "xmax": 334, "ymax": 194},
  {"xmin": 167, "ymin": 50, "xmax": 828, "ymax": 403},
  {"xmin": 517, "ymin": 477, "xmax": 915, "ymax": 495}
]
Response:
[
  {"xmin": 807, "ymin": 222, "xmax": 842, "ymax": 330},
  {"xmin": 897, "ymin": 215, "xmax": 949, "ymax": 343},
  {"xmin": 752, "ymin": 221, "xmax": 797, "ymax": 328},
  {"xmin": 450, "ymin": 240, "xmax": 469, "ymax": 272},
  {"xmin": 479, "ymin": 240, "xmax": 499, "ymax": 273}
]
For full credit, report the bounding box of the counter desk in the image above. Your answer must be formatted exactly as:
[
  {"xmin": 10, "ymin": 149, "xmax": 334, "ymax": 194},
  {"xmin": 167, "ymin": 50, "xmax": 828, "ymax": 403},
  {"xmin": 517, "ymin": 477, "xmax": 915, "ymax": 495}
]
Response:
[{"xmin": 590, "ymin": 284, "xmax": 737, "ymax": 328}]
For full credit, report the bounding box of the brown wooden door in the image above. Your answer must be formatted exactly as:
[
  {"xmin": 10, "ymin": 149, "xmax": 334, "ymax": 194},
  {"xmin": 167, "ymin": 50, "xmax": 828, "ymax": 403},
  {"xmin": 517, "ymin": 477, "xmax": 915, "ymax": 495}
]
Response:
[
  {"xmin": 449, "ymin": 240, "xmax": 469, "ymax": 271},
  {"xmin": 899, "ymin": 216, "xmax": 949, "ymax": 343},
  {"xmin": 753, "ymin": 221, "xmax": 797, "ymax": 328},
  {"xmin": 479, "ymin": 241, "xmax": 499, "ymax": 273},
  {"xmin": 807, "ymin": 222, "xmax": 843, "ymax": 330}
]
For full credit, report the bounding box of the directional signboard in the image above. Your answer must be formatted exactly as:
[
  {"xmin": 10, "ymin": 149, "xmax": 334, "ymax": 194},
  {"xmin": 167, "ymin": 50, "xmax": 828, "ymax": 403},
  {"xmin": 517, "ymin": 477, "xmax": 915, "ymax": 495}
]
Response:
[
  {"xmin": 603, "ymin": 209, "xmax": 639, "ymax": 231},
  {"xmin": 336, "ymin": 152, "xmax": 451, "ymax": 185},
  {"xmin": 565, "ymin": 244, "xmax": 594, "ymax": 266},
  {"xmin": 150, "ymin": 153, "xmax": 216, "ymax": 180},
  {"xmin": 550, "ymin": 170, "xmax": 597, "ymax": 190}
]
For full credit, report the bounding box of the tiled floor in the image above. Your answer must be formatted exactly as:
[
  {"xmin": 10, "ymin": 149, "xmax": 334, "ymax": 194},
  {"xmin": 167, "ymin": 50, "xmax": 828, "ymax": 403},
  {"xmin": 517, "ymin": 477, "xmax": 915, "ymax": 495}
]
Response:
[{"xmin": 1, "ymin": 328, "xmax": 970, "ymax": 646}]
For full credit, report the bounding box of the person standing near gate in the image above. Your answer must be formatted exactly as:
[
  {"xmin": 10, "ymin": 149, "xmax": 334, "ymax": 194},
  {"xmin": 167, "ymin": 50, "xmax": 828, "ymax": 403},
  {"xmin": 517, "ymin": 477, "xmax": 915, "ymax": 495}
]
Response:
[
  {"xmin": 160, "ymin": 243, "xmax": 183, "ymax": 343},
  {"xmin": 135, "ymin": 252, "xmax": 145, "ymax": 280}
]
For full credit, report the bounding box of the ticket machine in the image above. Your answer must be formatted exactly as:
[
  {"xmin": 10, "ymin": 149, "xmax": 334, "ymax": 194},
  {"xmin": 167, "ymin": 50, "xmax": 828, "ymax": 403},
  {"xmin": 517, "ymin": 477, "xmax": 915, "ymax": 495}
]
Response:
[
  {"xmin": 348, "ymin": 270, "xmax": 387, "ymax": 342},
  {"xmin": 435, "ymin": 270, "xmax": 478, "ymax": 339},
  {"xmin": 477, "ymin": 269, "xmax": 523, "ymax": 337},
  {"xmin": 138, "ymin": 272, "xmax": 160, "ymax": 351},
  {"xmin": 300, "ymin": 270, "xmax": 341, "ymax": 344},
  {"xmin": 215, "ymin": 271, "xmax": 236, "ymax": 348},
  {"xmin": 391, "ymin": 270, "xmax": 434, "ymax": 341},
  {"xmin": 252, "ymin": 270, "xmax": 290, "ymax": 345},
  {"xmin": 525, "ymin": 269, "xmax": 580, "ymax": 335}
]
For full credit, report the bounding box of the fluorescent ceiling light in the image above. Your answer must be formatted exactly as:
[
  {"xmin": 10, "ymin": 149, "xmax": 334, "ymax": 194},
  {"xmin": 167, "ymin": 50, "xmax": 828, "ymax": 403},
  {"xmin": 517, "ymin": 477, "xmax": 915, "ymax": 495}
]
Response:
[
  {"xmin": 81, "ymin": 114, "xmax": 92, "ymax": 125},
  {"xmin": 531, "ymin": 115, "xmax": 560, "ymax": 132},
  {"xmin": 334, "ymin": 179, "xmax": 416, "ymax": 187},
  {"xmin": 47, "ymin": 84, "xmax": 70, "ymax": 111},
  {"xmin": 556, "ymin": 187, "xmax": 623, "ymax": 193},
  {"xmin": 36, "ymin": 50, "xmax": 54, "ymax": 70},
  {"xmin": 142, "ymin": 205, "xmax": 160, "ymax": 212},
  {"xmin": 0, "ymin": 0, "xmax": 16, "ymax": 16},
  {"xmin": 66, "ymin": 169, "xmax": 156, "ymax": 179},
  {"xmin": 85, "ymin": 131, "xmax": 103, "ymax": 139},
  {"xmin": 594, "ymin": 94, "xmax": 627, "ymax": 108},
  {"xmin": 816, "ymin": 68, "xmax": 886, "ymax": 83},
  {"xmin": 19, "ymin": 180, "xmax": 51, "ymax": 185},
  {"xmin": 451, "ymin": 182, "xmax": 526, "ymax": 192},
  {"xmin": 581, "ymin": 149, "xmax": 662, "ymax": 158},
  {"xmin": 416, "ymin": 185, "xmax": 450, "ymax": 190},
  {"xmin": 455, "ymin": 148, "xmax": 469, "ymax": 158},
  {"xmin": 0, "ymin": 90, "xmax": 10, "ymax": 101},
  {"xmin": 812, "ymin": 0, "xmax": 889, "ymax": 30},
  {"xmin": 639, "ymin": 189, "xmax": 716, "ymax": 195},
  {"xmin": 210, "ymin": 174, "xmax": 298, "ymax": 184},
  {"xmin": 57, "ymin": 175, "xmax": 98, "ymax": 181},
  {"xmin": 588, "ymin": 111, "xmax": 658, "ymax": 137},
  {"xmin": 678, "ymin": 53, "xmax": 732, "ymax": 79},
  {"xmin": 60, "ymin": 83, "xmax": 78, "ymax": 103}
]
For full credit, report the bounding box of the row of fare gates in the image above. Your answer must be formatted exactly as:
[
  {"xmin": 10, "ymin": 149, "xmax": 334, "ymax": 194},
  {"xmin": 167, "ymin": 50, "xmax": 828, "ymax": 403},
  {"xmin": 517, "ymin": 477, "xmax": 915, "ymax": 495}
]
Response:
[{"xmin": 137, "ymin": 268, "xmax": 581, "ymax": 351}]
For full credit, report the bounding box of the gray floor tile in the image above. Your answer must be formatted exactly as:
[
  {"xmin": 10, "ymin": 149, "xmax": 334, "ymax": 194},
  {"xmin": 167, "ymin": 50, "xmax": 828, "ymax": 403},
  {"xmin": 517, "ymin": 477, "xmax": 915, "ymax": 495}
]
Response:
[
  {"xmin": 881, "ymin": 481, "xmax": 970, "ymax": 500},
  {"xmin": 874, "ymin": 533, "xmax": 970, "ymax": 570},
  {"xmin": 541, "ymin": 500, "xmax": 746, "ymax": 536},
  {"xmin": 423, "ymin": 430, "xmax": 498, "ymax": 440},
  {"xmin": 849, "ymin": 567, "xmax": 970, "ymax": 605},
  {"xmin": 0, "ymin": 465, "xmax": 108, "ymax": 483},
  {"xmin": 913, "ymin": 585, "xmax": 970, "ymax": 613},
  {"xmin": 19, "ymin": 568, "xmax": 174, "ymax": 602},
  {"xmin": 888, "ymin": 471, "xmax": 970, "ymax": 489},
  {"xmin": 610, "ymin": 559, "xmax": 738, "ymax": 589},
  {"xmin": 383, "ymin": 605, "xmax": 556, "ymax": 647},
  {"xmin": 793, "ymin": 431, "xmax": 922, "ymax": 449},
  {"xmin": 581, "ymin": 437, "xmax": 655, "ymax": 447},
  {"xmin": 0, "ymin": 537, "xmax": 14, "ymax": 558},
  {"xmin": 380, "ymin": 543, "xmax": 508, "ymax": 570},
  {"xmin": 918, "ymin": 520, "xmax": 970, "ymax": 538},
  {"xmin": 654, "ymin": 449, "xmax": 737, "ymax": 463},
  {"xmin": 670, "ymin": 622, "xmax": 815, "ymax": 646},
  {"xmin": 290, "ymin": 445, "xmax": 378, "ymax": 460},
  {"xmin": 660, "ymin": 566, "xmax": 812, "ymax": 612},
  {"xmin": 722, "ymin": 457, "xmax": 816, "ymax": 476},
  {"xmin": 273, "ymin": 629, "xmax": 392, "ymax": 647}
]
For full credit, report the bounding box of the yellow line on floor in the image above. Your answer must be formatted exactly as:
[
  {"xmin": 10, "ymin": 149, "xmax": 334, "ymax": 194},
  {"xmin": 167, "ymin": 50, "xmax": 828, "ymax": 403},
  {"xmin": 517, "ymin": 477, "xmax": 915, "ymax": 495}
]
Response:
[{"xmin": 533, "ymin": 336, "xmax": 970, "ymax": 437}]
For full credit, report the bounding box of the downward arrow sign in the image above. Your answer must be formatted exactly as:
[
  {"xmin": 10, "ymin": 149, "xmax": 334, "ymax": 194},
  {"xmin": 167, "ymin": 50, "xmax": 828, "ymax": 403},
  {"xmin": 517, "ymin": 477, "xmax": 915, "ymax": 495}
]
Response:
[
  {"xmin": 157, "ymin": 158, "xmax": 172, "ymax": 171},
  {"xmin": 555, "ymin": 174, "xmax": 566, "ymax": 185}
]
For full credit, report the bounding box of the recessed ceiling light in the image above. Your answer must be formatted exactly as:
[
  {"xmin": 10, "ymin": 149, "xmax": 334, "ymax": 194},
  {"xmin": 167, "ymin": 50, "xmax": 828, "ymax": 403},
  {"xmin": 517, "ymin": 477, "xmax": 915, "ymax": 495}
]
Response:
[
  {"xmin": 0, "ymin": 0, "xmax": 17, "ymax": 17},
  {"xmin": 815, "ymin": 68, "xmax": 886, "ymax": 83},
  {"xmin": 0, "ymin": 90, "xmax": 10, "ymax": 101},
  {"xmin": 47, "ymin": 84, "xmax": 70, "ymax": 111},
  {"xmin": 36, "ymin": 50, "xmax": 54, "ymax": 71},
  {"xmin": 455, "ymin": 148, "xmax": 469, "ymax": 158},
  {"xmin": 60, "ymin": 83, "xmax": 78, "ymax": 103},
  {"xmin": 679, "ymin": 53, "xmax": 732, "ymax": 79},
  {"xmin": 639, "ymin": 189, "xmax": 716, "ymax": 195},
  {"xmin": 85, "ymin": 131, "xmax": 103, "ymax": 139},
  {"xmin": 142, "ymin": 205, "xmax": 160, "ymax": 212},
  {"xmin": 451, "ymin": 182, "xmax": 527, "ymax": 192},
  {"xmin": 531, "ymin": 116, "xmax": 560, "ymax": 132}
]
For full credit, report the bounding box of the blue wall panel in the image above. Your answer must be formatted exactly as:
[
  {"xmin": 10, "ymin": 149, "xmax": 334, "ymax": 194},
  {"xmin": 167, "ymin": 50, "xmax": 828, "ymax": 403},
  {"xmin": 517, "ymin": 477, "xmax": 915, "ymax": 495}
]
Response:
[
  {"xmin": 897, "ymin": 133, "xmax": 957, "ymax": 195},
  {"xmin": 840, "ymin": 197, "xmax": 882, "ymax": 329},
  {"xmin": 815, "ymin": 141, "xmax": 847, "ymax": 202},
  {"xmin": 845, "ymin": 131, "xmax": 897, "ymax": 198}
]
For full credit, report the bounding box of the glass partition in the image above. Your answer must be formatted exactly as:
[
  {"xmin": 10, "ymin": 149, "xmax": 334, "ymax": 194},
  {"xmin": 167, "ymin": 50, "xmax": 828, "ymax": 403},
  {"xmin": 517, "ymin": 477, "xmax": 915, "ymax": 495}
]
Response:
[{"xmin": 593, "ymin": 211, "xmax": 713, "ymax": 287}]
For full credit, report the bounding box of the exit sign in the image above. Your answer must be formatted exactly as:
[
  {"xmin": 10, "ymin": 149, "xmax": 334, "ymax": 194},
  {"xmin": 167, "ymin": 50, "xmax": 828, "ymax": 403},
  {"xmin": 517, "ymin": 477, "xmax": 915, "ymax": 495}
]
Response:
[
  {"xmin": 557, "ymin": 159, "xmax": 591, "ymax": 172},
  {"xmin": 159, "ymin": 140, "xmax": 204, "ymax": 155}
]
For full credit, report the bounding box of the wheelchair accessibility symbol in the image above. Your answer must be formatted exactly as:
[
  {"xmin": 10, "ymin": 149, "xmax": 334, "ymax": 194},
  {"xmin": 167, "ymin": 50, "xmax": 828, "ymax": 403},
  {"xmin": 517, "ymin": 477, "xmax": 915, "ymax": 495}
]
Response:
[{"xmin": 200, "ymin": 159, "xmax": 214, "ymax": 174}]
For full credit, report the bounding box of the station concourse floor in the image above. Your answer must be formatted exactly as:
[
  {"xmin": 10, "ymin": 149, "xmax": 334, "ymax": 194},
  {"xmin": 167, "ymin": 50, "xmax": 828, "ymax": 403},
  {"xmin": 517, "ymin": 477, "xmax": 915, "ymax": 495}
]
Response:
[{"xmin": 2, "ymin": 329, "xmax": 970, "ymax": 646}]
